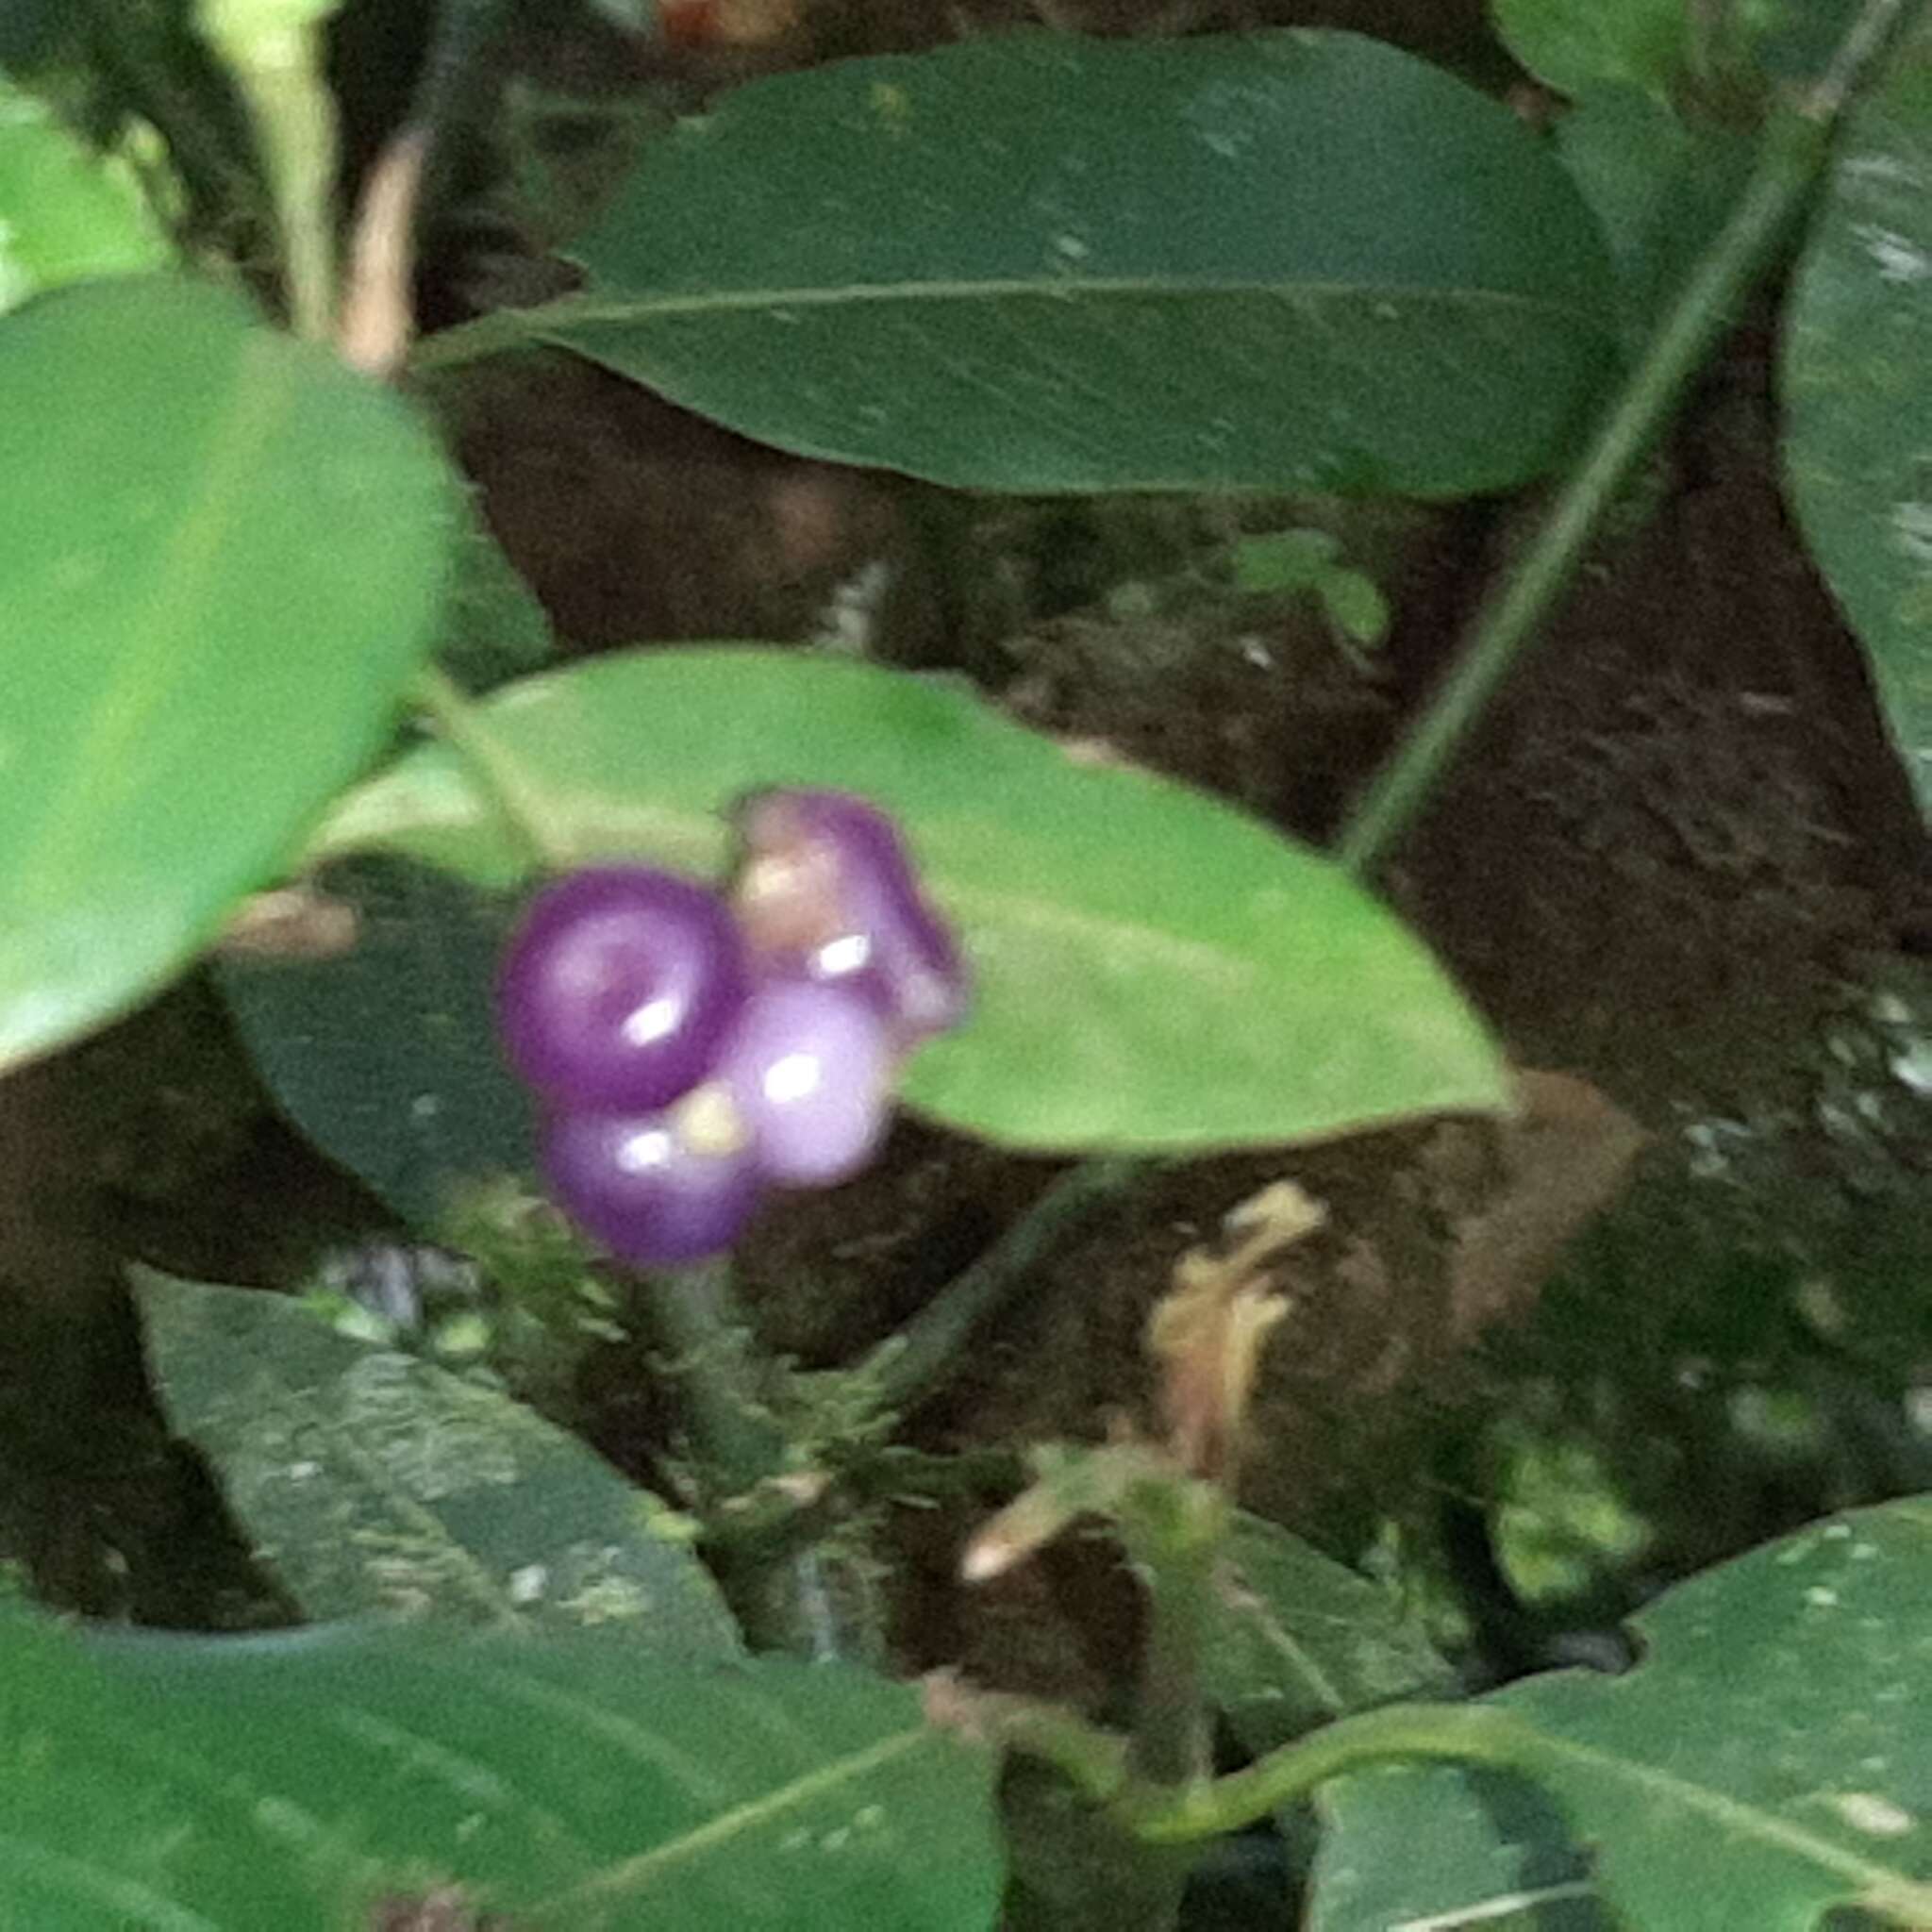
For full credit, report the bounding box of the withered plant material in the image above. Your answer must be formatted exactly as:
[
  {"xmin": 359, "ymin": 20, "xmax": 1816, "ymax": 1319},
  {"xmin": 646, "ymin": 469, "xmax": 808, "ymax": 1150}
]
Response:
[
  {"xmin": 339, "ymin": 127, "xmax": 428, "ymax": 379},
  {"xmin": 1147, "ymin": 1179, "xmax": 1321, "ymax": 1485}
]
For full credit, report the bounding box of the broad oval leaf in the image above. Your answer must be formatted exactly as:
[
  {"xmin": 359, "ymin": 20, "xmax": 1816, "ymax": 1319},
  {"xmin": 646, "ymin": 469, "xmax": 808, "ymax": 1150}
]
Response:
[
  {"xmin": 304, "ymin": 648, "xmax": 1508, "ymax": 1155},
  {"xmin": 2, "ymin": 1605, "xmax": 1000, "ymax": 1929},
  {"xmin": 1491, "ymin": 0, "xmax": 1693, "ymax": 100},
  {"xmin": 136, "ymin": 1267, "xmax": 741, "ymax": 1651},
  {"xmin": 1310, "ymin": 1497, "xmax": 1932, "ymax": 1931},
  {"xmin": 221, "ymin": 857, "xmax": 536, "ymax": 1228},
  {"xmin": 1783, "ymin": 19, "xmax": 1932, "ymax": 826},
  {"xmin": 0, "ymin": 77, "xmax": 174, "ymax": 313},
  {"xmin": 531, "ymin": 31, "xmax": 1613, "ymax": 497},
  {"xmin": 1491, "ymin": 0, "xmax": 1850, "ymax": 104},
  {"xmin": 0, "ymin": 274, "xmax": 458, "ymax": 1072},
  {"xmin": 1310, "ymin": 1763, "xmax": 1603, "ymax": 1931}
]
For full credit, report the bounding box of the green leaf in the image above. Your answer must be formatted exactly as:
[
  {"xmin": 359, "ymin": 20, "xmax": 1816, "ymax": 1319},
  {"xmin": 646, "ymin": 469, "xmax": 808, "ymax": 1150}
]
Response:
[
  {"xmin": 1316, "ymin": 569, "xmax": 1391, "ymax": 649},
  {"xmin": 135, "ymin": 1268, "xmax": 741, "ymax": 1649},
  {"xmin": 1310, "ymin": 1764, "xmax": 1605, "ymax": 1931},
  {"xmin": 534, "ymin": 31, "xmax": 1612, "ymax": 497},
  {"xmin": 0, "ymin": 77, "xmax": 175, "ymax": 312},
  {"xmin": 1491, "ymin": 0, "xmax": 1693, "ymax": 99},
  {"xmin": 441, "ymin": 503, "xmax": 557, "ymax": 692},
  {"xmin": 305, "ymin": 649, "xmax": 1509, "ymax": 1155},
  {"xmin": 0, "ymin": 274, "xmax": 458, "ymax": 1073},
  {"xmin": 1553, "ymin": 84, "xmax": 1754, "ymax": 352},
  {"xmin": 0, "ymin": 1604, "xmax": 1000, "ymax": 1928},
  {"xmin": 1208, "ymin": 1512, "xmax": 1458, "ymax": 1754},
  {"xmin": 1229, "ymin": 528, "xmax": 1341, "ymax": 594},
  {"xmin": 1314, "ymin": 1498, "xmax": 1932, "ymax": 1930},
  {"xmin": 1492, "ymin": 0, "xmax": 1829, "ymax": 105},
  {"xmin": 220, "ymin": 858, "xmax": 536, "ymax": 1228},
  {"xmin": 1783, "ymin": 21, "xmax": 1932, "ymax": 826}
]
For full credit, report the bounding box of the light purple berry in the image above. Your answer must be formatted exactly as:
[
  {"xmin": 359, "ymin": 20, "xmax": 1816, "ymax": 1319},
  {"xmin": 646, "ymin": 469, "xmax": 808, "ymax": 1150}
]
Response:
[
  {"xmin": 730, "ymin": 789, "xmax": 968, "ymax": 1048},
  {"xmin": 716, "ymin": 979, "xmax": 892, "ymax": 1188},
  {"xmin": 498, "ymin": 866, "xmax": 750, "ymax": 1111},
  {"xmin": 542, "ymin": 1090, "xmax": 761, "ymax": 1267}
]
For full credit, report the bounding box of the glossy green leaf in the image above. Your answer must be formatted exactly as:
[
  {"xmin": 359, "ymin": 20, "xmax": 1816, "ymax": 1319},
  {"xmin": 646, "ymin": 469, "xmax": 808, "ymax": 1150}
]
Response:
[
  {"xmin": 1208, "ymin": 1512, "xmax": 1458, "ymax": 1755},
  {"xmin": 441, "ymin": 502, "xmax": 556, "ymax": 691},
  {"xmin": 1, "ymin": 1604, "xmax": 1000, "ymax": 1929},
  {"xmin": 532, "ymin": 31, "xmax": 1612, "ymax": 496},
  {"xmin": 135, "ymin": 1268, "xmax": 740, "ymax": 1650},
  {"xmin": 1313, "ymin": 1498, "xmax": 1932, "ymax": 1930},
  {"xmin": 306, "ymin": 649, "xmax": 1509, "ymax": 1155},
  {"xmin": 0, "ymin": 274, "xmax": 458, "ymax": 1073},
  {"xmin": 1553, "ymin": 85, "xmax": 1753, "ymax": 352},
  {"xmin": 1491, "ymin": 0, "xmax": 1693, "ymax": 99},
  {"xmin": 220, "ymin": 858, "xmax": 535, "ymax": 1228},
  {"xmin": 1310, "ymin": 1765, "xmax": 1604, "ymax": 1931},
  {"xmin": 1783, "ymin": 21, "xmax": 1932, "ymax": 826},
  {"xmin": 0, "ymin": 78, "xmax": 174, "ymax": 311},
  {"xmin": 1491, "ymin": 0, "xmax": 1839, "ymax": 104}
]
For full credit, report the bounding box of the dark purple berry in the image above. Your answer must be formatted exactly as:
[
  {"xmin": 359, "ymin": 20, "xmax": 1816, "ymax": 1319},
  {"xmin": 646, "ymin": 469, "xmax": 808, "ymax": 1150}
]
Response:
[
  {"xmin": 542, "ymin": 1088, "xmax": 761, "ymax": 1267},
  {"xmin": 731, "ymin": 790, "xmax": 968, "ymax": 1048},
  {"xmin": 498, "ymin": 866, "xmax": 749, "ymax": 1111},
  {"xmin": 716, "ymin": 979, "xmax": 891, "ymax": 1187}
]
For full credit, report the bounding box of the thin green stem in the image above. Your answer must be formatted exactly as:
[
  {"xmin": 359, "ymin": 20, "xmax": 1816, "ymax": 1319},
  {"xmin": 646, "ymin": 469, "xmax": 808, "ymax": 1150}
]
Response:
[
  {"xmin": 409, "ymin": 303, "xmax": 553, "ymax": 375},
  {"xmin": 1124, "ymin": 1487, "xmax": 1224, "ymax": 1787},
  {"xmin": 198, "ymin": 16, "xmax": 340, "ymax": 340},
  {"xmin": 1334, "ymin": 108, "xmax": 1838, "ymax": 873},
  {"xmin": 1113, "ymin": 1700, "xmax": 1534, "ymax": 1842},
  {"xmin": 641, "ymin": 1257, "xmax": 787, "ymax": 1498},
  {"xmin": 985, "ymin": 1691, "xmax": 1527, "ymax": 1838},
  {"xmin": 408, "ymin": 662, "xmax": 575, "ymax": 874},
  {"xmin": 863, "ymin": 1155, "xmax": 1146, "ymax": 1413},
  {"xmin": 1334, "ymin": 0, "xmax": 1924, "ymax": 877},
  {"xmin": 1810, "ymin": 0, "xmax": 1917, "ymax": 113},
  {"xmin": 647, "ymin": 1261, "xmax": 891, "ymax": 1657}
]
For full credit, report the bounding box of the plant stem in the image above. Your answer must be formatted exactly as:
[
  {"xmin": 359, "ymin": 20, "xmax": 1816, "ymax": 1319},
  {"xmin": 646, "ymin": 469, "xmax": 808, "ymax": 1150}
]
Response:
[
  {"xmin": 1114, "ymin": 1700, "xmax": 1534, "ymax": 1841},
  {"xmin": 197, "ymin": 12, "xmax": 340, "ymax": 341},
  {"xmin": 986, "ymin": 1690, "xmax": 1527, "ymax": 1831},
  {"xmin": 1333, "ymin": 0, "xmax": 1911, "ymax": 876},
  {"xmin": 408, "ymin": 662, "xmax": 575, "ymax": 874},
  {"xmin": 409, "ymin": 301, "xmax": 552, "ymax": 375},
  {"xmin": 863, "ymin": 1155, "xmax": 1147, "ymax": 1413},
  {"xmin": 1124, "ymin": 1486, "xmax": 1223, "ymax": 1787},
  {"xmin": 1810, "ymin": 0, "xmax": 1918, "ymax": 114},
  {"xmin": 640, "ymin": 1256, "xmax": 786, "ymax": 1498},
  {"xmin": 647, "ymin": 1259, "xmax": 889, "ymax": 1657}
]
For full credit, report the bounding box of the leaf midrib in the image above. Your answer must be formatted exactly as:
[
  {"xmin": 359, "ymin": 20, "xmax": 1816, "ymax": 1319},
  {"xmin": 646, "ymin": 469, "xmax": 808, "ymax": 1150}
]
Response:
[
  {"xmin": 542, "ymin": 277, "xmax": 1600, "ymax": 325},
  {"xmin": 1521, "ymin": 1721, "xmax": 1932, "ymax": 1918}
]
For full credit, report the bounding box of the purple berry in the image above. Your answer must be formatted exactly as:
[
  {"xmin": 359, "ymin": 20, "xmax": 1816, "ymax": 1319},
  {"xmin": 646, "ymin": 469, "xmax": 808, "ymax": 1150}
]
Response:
[
  {"xmin": 498, "ymin": 866, "xmax": 750, "ymax": 1111},
  {"xmin": 716, "ymin": 979, "xmax": 892, "ymax": 1188},
  {"xmin": 730, "ymin": 790, "xmax": 968, "ymax": 1048},
  {"xmin": 542, "ymin": 1088, "xmax": 761, "ymax": 1267}
]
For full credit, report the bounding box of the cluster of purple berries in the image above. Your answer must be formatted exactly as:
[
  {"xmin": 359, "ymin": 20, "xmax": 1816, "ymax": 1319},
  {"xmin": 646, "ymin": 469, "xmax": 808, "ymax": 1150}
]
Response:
[{"xmin": 496, "ymin": 790, "xmax": 969, "ymax": 1268}]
